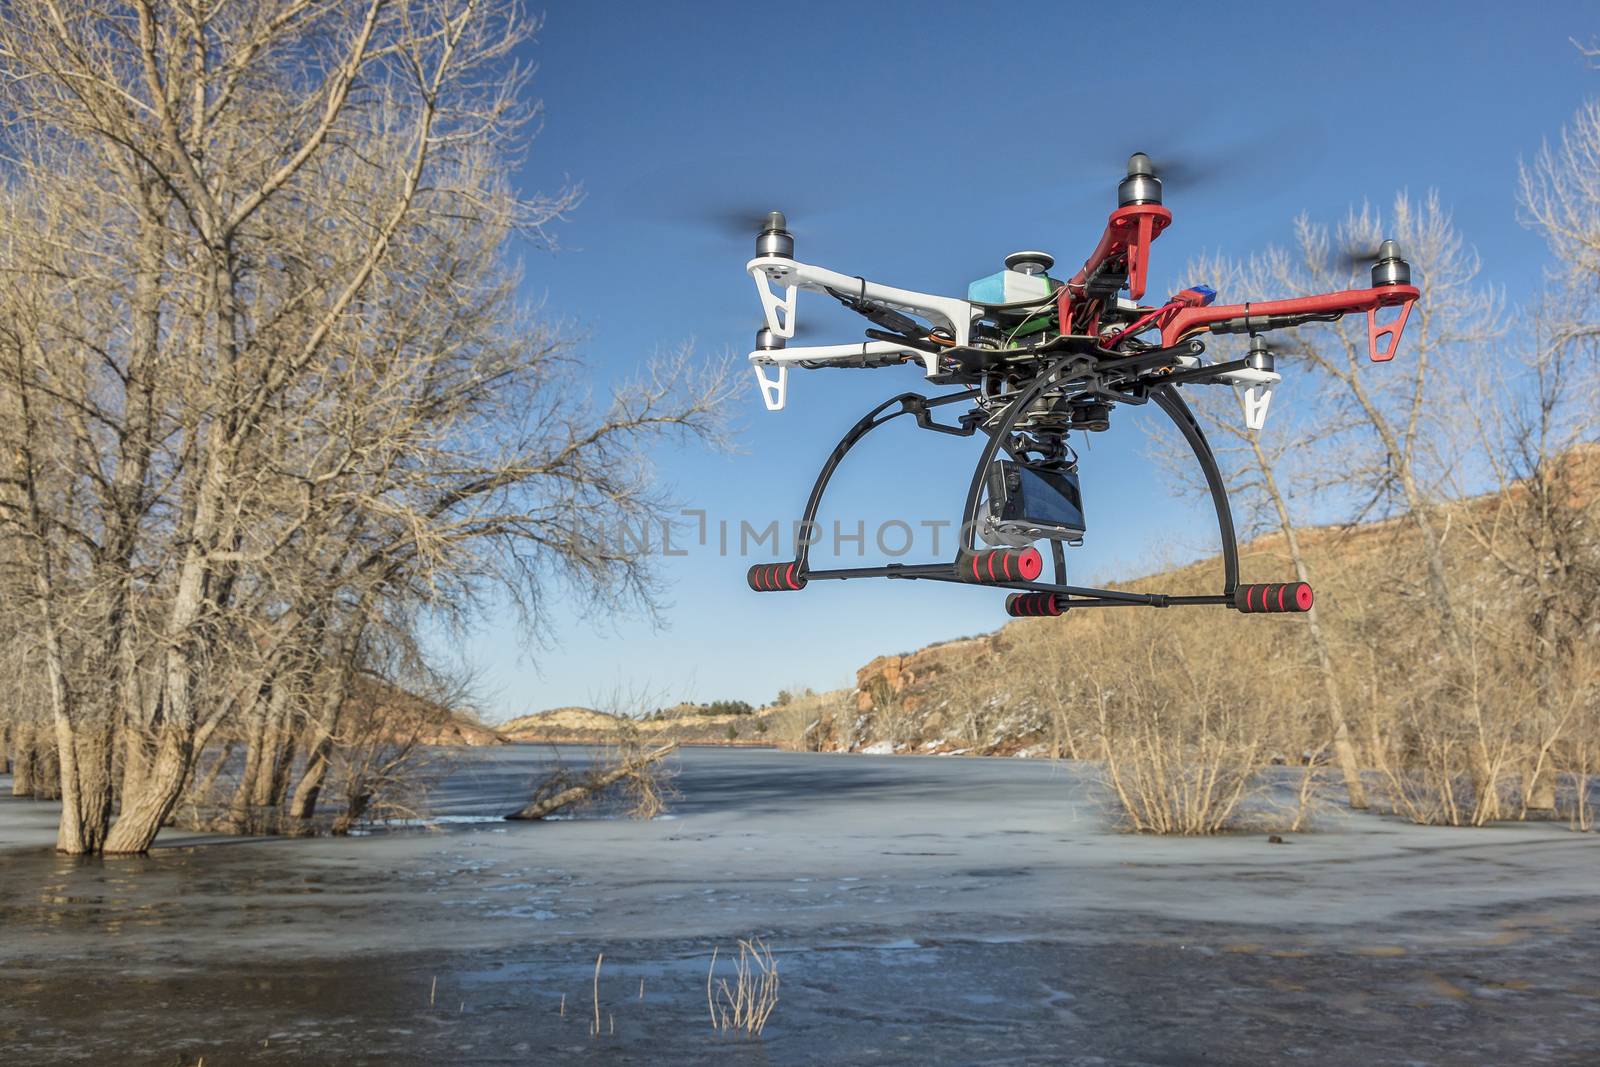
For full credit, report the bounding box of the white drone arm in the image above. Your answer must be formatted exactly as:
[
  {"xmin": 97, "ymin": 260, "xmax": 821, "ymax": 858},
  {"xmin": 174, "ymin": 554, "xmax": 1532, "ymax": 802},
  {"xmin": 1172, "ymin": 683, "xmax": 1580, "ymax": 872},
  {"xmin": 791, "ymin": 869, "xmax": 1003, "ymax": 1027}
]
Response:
[
  {"xmin": 745, "ymin": 254, "xmax": 976, "ymax": 411},
  {"xmin": 749, "ymin": 341, "xmax": 938, "ymax": 411}
]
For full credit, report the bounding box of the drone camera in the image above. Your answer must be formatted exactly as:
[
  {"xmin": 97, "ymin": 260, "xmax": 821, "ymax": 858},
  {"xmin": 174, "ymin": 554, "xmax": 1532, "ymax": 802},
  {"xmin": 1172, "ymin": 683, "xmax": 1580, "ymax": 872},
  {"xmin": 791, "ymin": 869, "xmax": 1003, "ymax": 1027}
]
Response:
[
  {"xmin": 755, "ymin": 210, "xmax": 794, "ymax": 259},
  {"xmin": 983, "ymin": 460, "xmax": 1086, "ymax": 545},
  {"xmin": 1118, "ymin": 152, "xmax": 1163, "ymax": 207},
  {"xmin": 1370, "ymin": 239, "xmax": 1410, "ymax": 288}
]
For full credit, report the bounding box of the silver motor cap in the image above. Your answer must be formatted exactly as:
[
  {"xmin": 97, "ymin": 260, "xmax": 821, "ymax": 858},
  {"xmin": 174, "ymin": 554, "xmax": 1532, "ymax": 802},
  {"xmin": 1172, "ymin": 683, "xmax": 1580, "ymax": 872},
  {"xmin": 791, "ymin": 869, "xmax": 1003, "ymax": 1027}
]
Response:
[
  {"xmin": 1118, "ymin": 153, "xmax": 1163, "ymax": 207},
  {"xmin": 755, "ymin": 210, "xmax": 794, "ymax": 259},
  {"xmin": 1370, "ymin": 239, "xmax": 1411, "ymax": 287}
]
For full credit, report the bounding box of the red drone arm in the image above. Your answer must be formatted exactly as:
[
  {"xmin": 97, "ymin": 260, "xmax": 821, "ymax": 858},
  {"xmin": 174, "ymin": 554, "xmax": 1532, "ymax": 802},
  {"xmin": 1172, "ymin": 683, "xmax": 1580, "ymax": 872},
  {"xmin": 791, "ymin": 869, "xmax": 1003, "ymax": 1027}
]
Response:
[
  {"xmin": 1159, "ymin": 284, "xmax": 1421, "ymax": 362},
  {"xmin": 1061, "ymin": 202, "xmax": 1174, "ymax": 326}
]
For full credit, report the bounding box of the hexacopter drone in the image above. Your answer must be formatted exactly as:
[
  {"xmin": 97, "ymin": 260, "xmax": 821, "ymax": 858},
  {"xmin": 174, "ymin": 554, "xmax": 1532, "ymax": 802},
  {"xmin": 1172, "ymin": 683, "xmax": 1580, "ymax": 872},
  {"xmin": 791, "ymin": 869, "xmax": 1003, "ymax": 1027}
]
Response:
[{"xmin": 742, "ymin": 154, "xmax": 1420, "ymax": 618}]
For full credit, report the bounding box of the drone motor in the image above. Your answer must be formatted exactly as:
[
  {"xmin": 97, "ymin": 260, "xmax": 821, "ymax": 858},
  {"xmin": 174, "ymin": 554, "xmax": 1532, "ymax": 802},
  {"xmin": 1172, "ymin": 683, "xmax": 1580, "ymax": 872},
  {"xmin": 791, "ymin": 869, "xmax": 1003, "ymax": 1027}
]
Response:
[
  {"xmin": 1370, "ymin": 240, "xmax": 1411, "ymax": 288},
  {"xmin": 1118, "ymin": 152, "xmax": 1164, "ymax": 207},
  {"xmin": 755, "ymin": 210, "xmax": 793, "ymax": 259}
]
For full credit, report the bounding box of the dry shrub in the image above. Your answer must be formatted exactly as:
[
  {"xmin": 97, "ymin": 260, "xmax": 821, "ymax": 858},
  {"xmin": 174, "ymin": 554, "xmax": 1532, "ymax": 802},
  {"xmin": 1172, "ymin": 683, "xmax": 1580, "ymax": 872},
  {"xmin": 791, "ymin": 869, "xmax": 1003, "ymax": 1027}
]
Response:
[
  {"xmin": 1555, "ymin": 671, "xmax": 1599, "ymax": 832},
  {"xmin": 706, "ymin": 938, "xmax": 779, "ymax": 1037},
  {"xmin": 1561, "ymin": 768, "xmax": 1595, "ymax": 832},
  {"xmin": 767, "ymin": 689, "xmax": 852, "ymax": 752},
  {"xmin": 1360, "ymin": 593, "xmax": 1596, "ymax": 826},
  {"xmin": 607, "ymin": 723, "xmax": 679, "ymax": 819},
  {"xmin": 513, "ymin": 727, "xmax": 677, "ymax": 821},
  {"xmin": 1098, "ymin": 717, "xmax": 1263, "ymax": 834},
  {"xmin": 1094, "ymin": 685, "xmax": 1266, "ymax": 835},
  {"xmin": 1029, "ymin": 611, "xmax": 1311, "ymax": 835},
  {"xmin": 764, "ymin": 686, "xmax": 831, "ymax": 751},
  {"xmin": 866, "ymin": 676, "xmax": 921, "ymax": 751},
  {"xmin": 327, "ymin": 677, "xmax": 461, "ymax": 835}
]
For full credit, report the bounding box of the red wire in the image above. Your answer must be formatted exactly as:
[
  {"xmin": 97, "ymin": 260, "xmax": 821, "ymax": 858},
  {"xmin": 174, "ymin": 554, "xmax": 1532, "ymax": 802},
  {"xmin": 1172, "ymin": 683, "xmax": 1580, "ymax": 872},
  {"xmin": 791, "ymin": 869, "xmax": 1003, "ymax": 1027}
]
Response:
[{"xmin": 1103, "ymin": 300, "xmax": 1181, "ymax": 348}]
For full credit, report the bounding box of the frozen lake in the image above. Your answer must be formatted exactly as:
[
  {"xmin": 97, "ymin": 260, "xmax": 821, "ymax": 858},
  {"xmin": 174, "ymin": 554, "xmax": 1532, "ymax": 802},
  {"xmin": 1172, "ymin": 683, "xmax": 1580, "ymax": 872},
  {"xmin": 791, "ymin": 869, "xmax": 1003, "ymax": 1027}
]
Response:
[{"xmin": 2, "ymin": 746, "xmax": 1598, "ymax": 1064}]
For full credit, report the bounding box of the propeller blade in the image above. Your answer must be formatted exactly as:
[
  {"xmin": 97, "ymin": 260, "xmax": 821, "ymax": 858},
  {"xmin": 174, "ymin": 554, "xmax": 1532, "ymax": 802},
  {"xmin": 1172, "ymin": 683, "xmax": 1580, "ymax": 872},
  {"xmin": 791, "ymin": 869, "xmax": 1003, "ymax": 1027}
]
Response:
[
  {"xmin": 1333, "ymin": 244, "xmax": 1386, "ymax": 269},
  {"xmin": 1096, "ymin": 119, "xmax": 1327, "ymax": 197},
  {"xmin": 695, "ymin": 206, "xmax": 800, "ymax": 240},
  {"xmin": 618, "ymin": 151, "xmax": 861, "ymax": 243},
  {"xmin": 748, "ymin": 319, "xmax": 828, "ymax": 341}
]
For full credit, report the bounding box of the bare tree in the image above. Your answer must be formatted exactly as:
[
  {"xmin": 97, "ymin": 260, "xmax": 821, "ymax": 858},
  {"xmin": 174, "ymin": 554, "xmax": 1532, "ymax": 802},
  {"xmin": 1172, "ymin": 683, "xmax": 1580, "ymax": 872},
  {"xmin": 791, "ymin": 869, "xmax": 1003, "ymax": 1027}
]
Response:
[
  {"xmin": 0, "ymin": 1, "xmax": 731, "ymax": 855},
  {"xmin": 1519, "ymin": 94, "xmax": 1600, "ymax": 325},
  {"xmin": 1197, "ymin": 195, "xmax": 1507, "ymax": 817},
  {"xmin": 1269, "ymin": 194, "xmax": 1503, "ymax": 636},
  {"xmin": 1160, "ymin": 253, "xmax": 1368, "ymax": 808}
]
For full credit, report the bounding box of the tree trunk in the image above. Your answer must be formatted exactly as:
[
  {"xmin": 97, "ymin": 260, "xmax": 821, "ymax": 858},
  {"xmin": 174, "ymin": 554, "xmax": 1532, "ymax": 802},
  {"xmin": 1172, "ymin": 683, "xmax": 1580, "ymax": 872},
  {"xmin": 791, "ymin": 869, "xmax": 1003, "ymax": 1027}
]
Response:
[
  {"xmin": 103, "ymin": 725, "xmax": 191, "ymax": 854},
  {"xmin": 508, "ymin": 744, "xmax": 677, "ymax": 820},
  {"xmin": 1249, "ymin": 436, "xmax": 1370, "ymax": 810},
  {"xmin": 228, "ymin": 685, "xmax": 275, "ymax": 831},
  {"xmin": 264, "ymin": 727, "xmax": 298, "ymax": 811},
  {"xmin": 331, "ymin": 791, "xmax": 370, "ymax": 836},
  {"xmin": 1524, "ymin": 764, "xmax": 1558, "ymax": 814},
  {"xmin": 254, "ymin": 682, "xmax": 298, "ymax": 810},
  {"xmin": 33, "ymin": 739, "xmax": 61, "ymax": 801},
  {"xmin": 52, "ymin": 720, "xmax": 114, "ymax": 853},
  {"xmin": 11, "ymin": 722, "xmax": 36, "ymax": 796},
  {"xmin": 193, "ymin": 741, "xmax": 237, "ymax": 804},
  {"xmin": 288, "ymin": 734, "xmax": 333, "ymax": 822},
  {"xmin": 289, "ymin": 627, "xmax": 362, "ymax": 823},
  {"xmin": 229, "ymin": 673, "xmax": 299, "ymax": 832}
]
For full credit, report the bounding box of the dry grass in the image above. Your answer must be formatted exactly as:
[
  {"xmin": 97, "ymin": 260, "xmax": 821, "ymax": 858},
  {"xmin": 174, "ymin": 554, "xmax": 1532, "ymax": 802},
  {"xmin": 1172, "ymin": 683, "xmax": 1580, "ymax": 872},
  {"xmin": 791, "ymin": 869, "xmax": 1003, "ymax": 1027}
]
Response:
[{"xmin": 706, "ymin": 939, "xmax": 780, "ymax": 1038}]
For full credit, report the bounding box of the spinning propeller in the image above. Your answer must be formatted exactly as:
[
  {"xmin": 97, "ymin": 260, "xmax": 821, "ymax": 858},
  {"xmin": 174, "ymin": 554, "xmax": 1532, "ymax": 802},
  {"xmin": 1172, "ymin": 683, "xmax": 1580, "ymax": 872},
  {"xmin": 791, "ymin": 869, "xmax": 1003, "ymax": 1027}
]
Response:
[{"xmin": 1335, "ymin": 240, "xmax": 1413, "ymax": 288}]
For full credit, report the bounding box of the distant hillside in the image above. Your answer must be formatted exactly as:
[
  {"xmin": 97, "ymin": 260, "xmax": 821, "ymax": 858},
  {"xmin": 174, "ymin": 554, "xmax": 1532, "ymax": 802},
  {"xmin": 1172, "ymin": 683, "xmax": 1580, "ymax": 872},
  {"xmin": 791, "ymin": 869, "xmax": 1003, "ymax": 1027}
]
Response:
[
  {"xmin": 353, "ymin": 675, "xmax": 505, "ymax": 747},
  {"xmin": 811, "ymin": 445, "xmax": 1600, "ymax": 757},
  {"xmin": 498, "ymin": 706, "xmax": 624, "ymax": 740},
  {"xmin": 498, "ymin": 701, "xmax": 796, "ymax": 746}
]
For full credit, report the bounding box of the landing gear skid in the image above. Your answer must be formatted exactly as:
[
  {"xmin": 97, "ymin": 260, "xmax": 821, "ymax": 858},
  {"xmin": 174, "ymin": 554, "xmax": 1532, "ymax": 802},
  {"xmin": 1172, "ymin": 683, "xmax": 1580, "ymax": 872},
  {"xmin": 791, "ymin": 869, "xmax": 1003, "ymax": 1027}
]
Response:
[{"xmin": 747, "ymin": 372, "xmax": 1313, "ymax": 616}]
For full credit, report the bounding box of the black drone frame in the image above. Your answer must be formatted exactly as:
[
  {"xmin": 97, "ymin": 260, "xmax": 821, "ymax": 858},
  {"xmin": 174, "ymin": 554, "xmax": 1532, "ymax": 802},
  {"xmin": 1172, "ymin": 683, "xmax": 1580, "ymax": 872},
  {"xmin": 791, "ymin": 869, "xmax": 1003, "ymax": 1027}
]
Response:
[{"xmin": 746, "ymin": 353, "xmax": 1312, "ymax": 618}]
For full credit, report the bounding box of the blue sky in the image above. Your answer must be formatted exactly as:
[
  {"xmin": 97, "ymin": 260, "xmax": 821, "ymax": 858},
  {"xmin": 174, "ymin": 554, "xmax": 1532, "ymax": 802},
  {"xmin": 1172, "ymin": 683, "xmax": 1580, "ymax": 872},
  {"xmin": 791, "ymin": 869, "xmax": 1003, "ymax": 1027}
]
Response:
[{"xmin": 463, "ymin": 0, "xmax": 1599, "ymax": 720}]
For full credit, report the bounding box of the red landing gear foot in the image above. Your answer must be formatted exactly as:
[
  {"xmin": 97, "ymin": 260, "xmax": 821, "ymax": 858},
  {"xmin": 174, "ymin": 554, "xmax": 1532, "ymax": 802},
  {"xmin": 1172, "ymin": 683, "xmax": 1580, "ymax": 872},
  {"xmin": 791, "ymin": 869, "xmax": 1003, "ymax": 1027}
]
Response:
[
  {"xmin": 961, "ymin": 546, "xmax": 1044, "ymax": 585},
  {"xmin": 747, "ymin": 562, "xmax": 807, "ymax": 592},
  {"xmin": 1233, "ymin": 582, "xmax": 1313, "ymax": 614},
  {"xmin": 1006, "ymin": 592, "xmax": 1065, "ymax": 617}
]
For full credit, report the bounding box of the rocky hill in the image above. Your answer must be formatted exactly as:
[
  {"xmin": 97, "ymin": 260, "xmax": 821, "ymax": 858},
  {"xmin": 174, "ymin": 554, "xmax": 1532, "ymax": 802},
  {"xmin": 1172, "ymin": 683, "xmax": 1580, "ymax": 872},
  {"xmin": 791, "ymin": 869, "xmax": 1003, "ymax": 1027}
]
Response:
[
  {"xmin": 353, "ymin": 675, "xmax": 505, "ymax": 747},
  {"xmin": 498, "ymin": 702, "xmax": 789, "ymax": 746}
]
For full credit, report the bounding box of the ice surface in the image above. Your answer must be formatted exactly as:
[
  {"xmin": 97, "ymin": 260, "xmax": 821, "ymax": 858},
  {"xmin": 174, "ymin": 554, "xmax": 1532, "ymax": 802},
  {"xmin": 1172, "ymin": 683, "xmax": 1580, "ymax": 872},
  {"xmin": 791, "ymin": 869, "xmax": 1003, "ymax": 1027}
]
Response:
[{"xmin": 2, "ymin": 747, "xmax": 1597, "ymax": 1065}]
